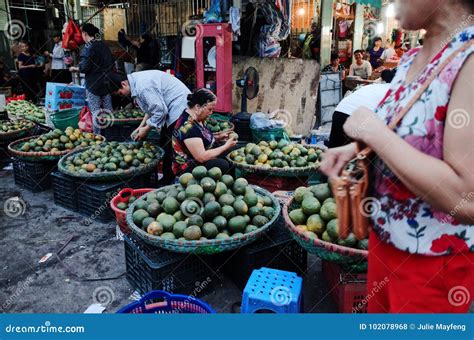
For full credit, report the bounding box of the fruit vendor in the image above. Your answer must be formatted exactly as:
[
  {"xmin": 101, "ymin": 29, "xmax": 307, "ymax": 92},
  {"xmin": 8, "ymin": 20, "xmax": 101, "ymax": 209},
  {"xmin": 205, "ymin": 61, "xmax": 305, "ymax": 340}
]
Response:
[
  {"xmin": 321, "ymin": 0, "xmax": 474, "ymax": 313},
  {"xmin": 106, "ymin": 70, "xmax": 191, "ymax": 185},
  {"xmin": 172, "ymin": 88, "xmax": 237, "ymax": 176}
]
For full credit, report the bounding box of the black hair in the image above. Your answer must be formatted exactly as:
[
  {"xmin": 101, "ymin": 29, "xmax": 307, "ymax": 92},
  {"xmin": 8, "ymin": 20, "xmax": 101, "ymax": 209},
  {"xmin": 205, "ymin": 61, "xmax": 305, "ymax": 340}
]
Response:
[
  {"xmin": 354, "ymin": 49, "xmax": 365, "ymax": 55},
  {"xmin": 330, "ymin": 52, "xmax": 339, "ymax": 62},
  {"xmin": 187, "ymin": 88, "xmax": 216, "ymax": 108},
  {"xmin": 105, "ymin": 72, "xmax": 128, "ymax": 93},
  {"xmin": 381, "ymin": 69, "xmax": 396, "ymax": 83},
  {"xmin": 373, "ymin": 37, "xmax": 382, "ymax": 44},
  {"xmin": 81, "ymin": 23, "xmax": 100, "ymax": 37}
]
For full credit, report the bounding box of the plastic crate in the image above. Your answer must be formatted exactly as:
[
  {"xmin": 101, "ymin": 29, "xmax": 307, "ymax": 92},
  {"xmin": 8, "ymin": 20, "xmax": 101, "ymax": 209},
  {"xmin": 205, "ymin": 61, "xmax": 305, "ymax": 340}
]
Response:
[
  {"xmin": 100, "ymin": 123, "xmax": 137, "ymax": 142},
  {"xmin": 31, "ymin": 123, "xmax": 52, "ymax": 136},
  {"xmin": 124, "ymin": 234, "xmax": 219, "ymax": 295},
  {"xmin": 51, "ymin": 171, "xmax": 82, "ymax": 211},
  {"xmin": 50, "ymin": 109, "xmax": 81, "ymax": 130},
  {"xmin": 77, "ymin": 174, "xmax": 156, "ymax": 223},
  {"xmin": 322, "ymin": 260, "xmax": 368, "ymax": 313},
  {"xmin": 221, "ymin": 217, "xmax": 307, "ymax": 290},
  {"xmin": 12, "ymin": 157, "xmax": 56, "ymax": 192},
  {"xmin": 244, "ymin": 172, "xmax": 309, "ymax": 193},
  {"xmin": 110, "ymin": 188, "xmax": 154, "ymax": 235}
]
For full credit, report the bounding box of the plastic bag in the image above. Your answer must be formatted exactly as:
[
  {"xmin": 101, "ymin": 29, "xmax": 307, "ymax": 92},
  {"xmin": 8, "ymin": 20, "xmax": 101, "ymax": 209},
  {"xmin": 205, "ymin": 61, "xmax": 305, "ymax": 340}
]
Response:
[
  {"xmin": 62, "ymin": 19, "xmax": 84, "ymax": 50},
  {"xmin": 78, "ymin": 106, "xmax": 93, "ymax": 132},
  {"xmin": 204, "ymin": 0, "xmax": 222, "ymax": 23}
]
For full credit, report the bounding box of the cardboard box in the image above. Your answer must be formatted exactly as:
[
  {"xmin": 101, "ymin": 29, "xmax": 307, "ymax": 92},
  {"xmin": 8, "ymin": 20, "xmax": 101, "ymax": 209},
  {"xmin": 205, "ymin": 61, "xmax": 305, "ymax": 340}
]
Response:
[
  {"xmin": 46, "ymin": 82, "xmax": 86, "ymax": 101},
  {"xmin": 45, "ymin": 98, "xmax": 85, "ymax": 112}
]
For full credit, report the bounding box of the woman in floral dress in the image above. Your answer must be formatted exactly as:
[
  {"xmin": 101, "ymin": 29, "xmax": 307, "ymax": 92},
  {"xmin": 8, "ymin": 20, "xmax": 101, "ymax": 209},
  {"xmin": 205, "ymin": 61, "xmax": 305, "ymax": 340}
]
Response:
[{"xmin": 321, "ymin": 0, "xmax": 474, "ymax": 312}]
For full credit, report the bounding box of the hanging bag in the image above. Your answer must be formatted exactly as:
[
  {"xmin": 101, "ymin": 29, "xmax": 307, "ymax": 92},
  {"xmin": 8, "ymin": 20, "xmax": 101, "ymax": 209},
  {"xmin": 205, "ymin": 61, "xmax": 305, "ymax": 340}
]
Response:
[
  {"xmin": 78, "ymin": 106, "xmax": 93, "ymax": 132},
  {"xmin": 331, "ymin": 40, "xmax": 473, "ymax": 240}
]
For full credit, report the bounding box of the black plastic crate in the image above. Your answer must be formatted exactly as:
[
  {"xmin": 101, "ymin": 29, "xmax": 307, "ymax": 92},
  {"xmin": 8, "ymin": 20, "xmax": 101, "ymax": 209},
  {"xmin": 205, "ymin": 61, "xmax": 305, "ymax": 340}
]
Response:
[
  {"xmin": 124, "ymin": 234, "xmax": 219, "ymax": 295},
  {"xmin": 12, "ymin": 157, "xmax": 57, "ymax": 192},
  {"xmin": 100, "ymin": 124, "xmax": 137, "ymax": 142},
  {"xmin": 31, "ymin": 123, "xmax": 52, "ymax": 136},
  {"xmin": 51, "ymin": 171, "xmax": 81, "ymax": 211},
  {"xmin": 77, "ymin": 174, "xmax": 156, "ymax": 222},
  {"xmin": 220, "ymin": 217, "xmax": 308, "ymax": 290}
]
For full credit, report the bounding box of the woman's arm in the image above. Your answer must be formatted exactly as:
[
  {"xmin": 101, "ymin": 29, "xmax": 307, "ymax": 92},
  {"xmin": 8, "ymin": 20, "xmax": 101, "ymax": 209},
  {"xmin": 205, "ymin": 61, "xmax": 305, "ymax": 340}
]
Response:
[
  {"xmin": 184, "ymin": 138, "xmax": 235, "ymax": 163},
  {"xmin": 17, "ymin": 61, "xmax": 36, "ymax": 69},
  {"xmin": 348, "ymin": 64, "xmax": 354, "ymax": 76},
  {"xmin": 343, "ymin": 57, "xmax": 474, "ymax": 223}
]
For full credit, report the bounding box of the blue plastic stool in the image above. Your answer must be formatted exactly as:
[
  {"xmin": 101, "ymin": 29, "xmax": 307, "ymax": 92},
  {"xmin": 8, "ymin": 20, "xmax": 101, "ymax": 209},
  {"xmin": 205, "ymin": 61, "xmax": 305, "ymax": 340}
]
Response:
[{"xmin": 241, "ymin": 267, "xmax": 303, "ymax": 313}]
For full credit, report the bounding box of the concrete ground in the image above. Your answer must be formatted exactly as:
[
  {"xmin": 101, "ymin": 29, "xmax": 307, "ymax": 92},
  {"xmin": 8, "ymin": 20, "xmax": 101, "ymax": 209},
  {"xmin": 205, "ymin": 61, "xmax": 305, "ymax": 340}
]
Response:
[{"xmin": 0, "ymin": 159, "xmax": 338, "ymax": 314}]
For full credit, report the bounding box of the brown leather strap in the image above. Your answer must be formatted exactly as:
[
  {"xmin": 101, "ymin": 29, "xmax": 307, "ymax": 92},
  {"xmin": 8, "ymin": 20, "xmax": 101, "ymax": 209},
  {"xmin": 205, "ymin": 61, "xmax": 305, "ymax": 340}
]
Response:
[{"xmin": 355, "ymin": 39, "xmax": 474, "ymax": 158}]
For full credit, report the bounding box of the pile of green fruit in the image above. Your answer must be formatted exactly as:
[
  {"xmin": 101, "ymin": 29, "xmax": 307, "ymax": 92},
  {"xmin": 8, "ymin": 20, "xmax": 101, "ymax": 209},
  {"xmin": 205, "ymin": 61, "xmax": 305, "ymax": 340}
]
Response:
[
  {"xmin": 116, "ymin": 195, "xmax": 138, "ymax": 211},
  {"xmin": 205, "ymin": 117, "xmax": 233, "ymax": 133},
  {"xmin": 130, "ymin": 166, "xmax": 277, "ymax": 241},
  {"xmin": 229, "ymin": 140, "xmax": 322, "ymax": 169},
  {"xmin": 288, "ymin": 184, "xmax": 368, "ymax": 250},
  {"xmin": 6, "ymin": 100, "xmax": 45, "ymax": 122},
  {"xmin": 62, "ymin": 141, "xmax": 158, "ymax": 173},
  {"xmin": 0, "ymin": 119, "xmax": 35, "ymax": 134},
  {"xmin": 112, "ymin": 108, "xmax": 145, "ymax": 120},
  {"xmin": 15, "ymin": 127, "xmax": 103, "ymax": 153}
]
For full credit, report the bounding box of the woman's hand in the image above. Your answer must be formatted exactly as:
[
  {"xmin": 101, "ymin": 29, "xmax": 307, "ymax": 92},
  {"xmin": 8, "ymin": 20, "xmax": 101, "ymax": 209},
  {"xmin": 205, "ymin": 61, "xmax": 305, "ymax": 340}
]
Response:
[
  {"xmin": 224, "ymin": 137, "xmax": 237, "ymax": 149},
  {"xmin": 343, "ymin": 106, "xmax": 387, "ymax": 144},
  {"xmin": 320, "ymin": 143, "xmax": 357, "ymax": 178},
  {"xmin": 69, "ymin": 66, "xmax": 79, "ymax": 73},
  {"xmin": 131, "ymin": 126, "xmax": 151, "ymax": 141}
]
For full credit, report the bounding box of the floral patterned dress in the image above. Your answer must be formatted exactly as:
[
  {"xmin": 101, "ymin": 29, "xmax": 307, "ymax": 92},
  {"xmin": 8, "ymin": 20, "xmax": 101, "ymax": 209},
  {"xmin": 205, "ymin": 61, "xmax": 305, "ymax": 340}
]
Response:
[{"xmin": 371, "ymin": 26, "xmax": 474, "ymax": 256}]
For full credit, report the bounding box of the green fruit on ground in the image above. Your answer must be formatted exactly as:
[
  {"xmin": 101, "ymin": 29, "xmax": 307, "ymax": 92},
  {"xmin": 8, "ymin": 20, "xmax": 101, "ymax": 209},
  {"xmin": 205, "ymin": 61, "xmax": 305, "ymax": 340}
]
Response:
[
  {"xmin": 326, "ymin": 219, "xmax": 339, "ymax": 239},
  {"xmin": 163, "ymin": 197, "xmax": 180, "ymax": 214},
  {"xmin": 262, "ymin": 206, "xmax": 275, "ymax": 219},
  {"xmin": 181, "ymin": 199, "xmax": 203, "ymax": 216},
  {"xmin": 248, "ymin": 206, "xmax": 261, "ymax": 218},
  {"xmin": 212, "ymin": 216, "xmax": 227, "ymax": 231},
  {"xmin": 228, "ymin": 216, "xmax": 247, "ymax": 234},
  {"xmin": 142, "ymin": 217, "xmax": 156, "ymax": 229},
  {"xmin": 320, "ymin": 202, "xmax": 337, "ymax": 222},
  {"xmin": 204, "ymin": 201, "xmax": 221, "ymax": 220},
  {"xmin": 245, "ymin": 154, "xmax": 255, "ymax": 165},
  {"xmin": 207, "ymin": 167, "xmax": 222, "ymax": 181},
  {"xmin": 252, "ymin": 215, "xmax": 269, "ymax": 227},
  {"xmin": 337, "ymin": 233, "xmax": 357, "ymax": 247},
  {"xmin": 200, "ymin": 177, "xmax": 217, "ymax": 193},
  {"xmin": 219, "ymin": 193, "xmax": 235, "ymax": 206},
  {"xmin": 307, "ymin": 214, "xmax": 325, "ymax": 234},
  {"xmin": 233, "ymin": 200, "xmax": 248, "ymax": 215},
  {"xmin": 294, "ymin": 187, "xmax": 309, "ymax": 203},
  {"xmin": 220, "ymin": 174, "xmax": 234, "ymax": 188},
  {"xmin": 172, "ymin": 221, "xmax": 187, "ymax": 238},
  {"xmin": 323, "ymin": 197, "xmax": 336, "ymax": 205},
  {"xmin": 289, "ymin": 209, "xmax": 306, "ymax": 225},
  {"xmin": 157, "ymin": 214, "xmax": 176, "ymax": 232},
  {"xmin": 262, "ymin": 196, "xmax": 273, "ymax": 207},
  {"xmin": 203, "ymin": 192, "xmax": 216, "ymax": 205},
  {"xmin": 187, "ymin": 215, "xmax": 204, "ymax": 227},
  {"xmin": 192, "ymin": 166, "xmax": 208, "ymax": 180},
  {"xmin": 302, "ymin": 197, "xmax": 321, "ymax": 215},
  {"xmin": 176, "ymin": 191, "xmax": 187, "ymax": 202},
  {"xmin": 179, "ymin": 172, "xmax": 194, "ymax": 186},
  {"xmin": 135, "ymin": 200, "xmax": 148, "ymax": 210},
  {"xmin": 244, "ymin": 192, "xmax": 258, "ymax": 207},
  {"xmin": 216, "ymin": 233, "xmax": 230, "ymax": 240},
  {"xmin": 187, "ymin": 178, "xmax": 199, "ymax": 186},
  {"xmin": 156, "ymin": 191, "xmax": 166, "ymax": 203},
  {"xmin": 321, "ymin": 230, "xmax": 333, "ymax": 242},
  {"xmin": 202, "ymin": 222, "xmax": 219, "ymax": 239},
  {"xmin": 233, "ymin": 178, "xmax": 248, "ymax": 195},
  {"xmin": 243, "ymin": 215, "xmax": 251, "ymax": 224},
  {"xmin": 167, "ymin": 188, "xmax": 179, "ymax": 199},
  {"xmin": 357, "ymin": 238, "xmax": 369, "ymax": 250},
  {"xmin": 117, "ymin": 202, "xmax": 127, "ymax": 210},
  {"xmin": 245, "ymin": 225, "xmax": 259, "ymax": 233},
  {"xmin": 221, "ymin": 205, "xmax": 236, "ymax": 219},
  {"xmin": 183, "ymin": 225, "xmax": 202, "ymax": 240},
  {"xmin": 173, "ymin": 210, "xmax": 185, "ymax": 221},
  {"xmin": 161, "ymin": 232, "xmax": 176, "ymax": 240},
  {"xmin": 147, "ymin": 222, "xmax": 163, "ymax": 236},
  {"xmin": 133, "ymin": 209, "xmax": 149, "ymax": 225},
  {"xmin": 214, "ymin": 182, "xmax": 227, "ymax": 197},
  {"xmin": 310, "ymin": 183, "xmax": 332, "ymax": 202},
  {"xmin": 185, "ymin": 184, "xmax": 204, "ymax": 199}
]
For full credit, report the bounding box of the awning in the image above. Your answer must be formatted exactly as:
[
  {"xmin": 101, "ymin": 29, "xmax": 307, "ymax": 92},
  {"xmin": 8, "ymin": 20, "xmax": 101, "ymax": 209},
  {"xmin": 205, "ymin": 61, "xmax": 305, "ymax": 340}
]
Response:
[{"xmin": 350, "ymin": 0, "xmax": 382, "ymax": 8}]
